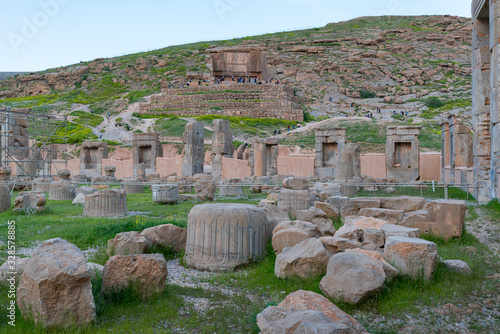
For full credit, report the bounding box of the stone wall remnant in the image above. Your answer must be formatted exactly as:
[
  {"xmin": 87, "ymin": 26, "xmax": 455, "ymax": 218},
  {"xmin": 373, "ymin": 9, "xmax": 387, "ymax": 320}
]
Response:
[
  {"xmin": 182, "ymin": 122, "xmax": 204, "ymax": 176},
  {"xmin": 211, "ymin": 119, "xmax": 234, "ymax": 178},
  {"xmin": 80, "ymin": 141, "xmax": 108, "ymax": 178},
  {"xmin": 385, "ymin": 126, "xmax": 421, "ymax": 183},
  {"xmin": 314, "ymin": 128, "xmax": 347, "ymax": 180},
  {"xmin": 132, "ymin": 133, "xmax": 162, "ymax": 178},
  {"xmin": 249, "ymin": 137, "xmax": 279, "ymax": 177},
  {"xmin": 441, "ymin": 115, "xmax": 473, "ymax": 185}
]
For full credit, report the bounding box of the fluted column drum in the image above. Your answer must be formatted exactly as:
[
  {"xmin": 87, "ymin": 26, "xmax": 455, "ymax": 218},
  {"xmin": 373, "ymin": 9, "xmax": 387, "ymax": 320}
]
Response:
[
  {"xmin": 0, "ymin": 185, "xmax": 11, "ymax": 212},
  {"xmin": 122, "ymin": 179, "xmax": 144, "ymax": 194},
  {"xmin": 184, "ymin": 204, "xmax": 268, "ymax": 271},
  {"xmin": 49, "ymin": 181, "xmax": 77, "ymax": 200},
  {"xmin": 152, "ymin": 184, "xmax": 179, "ymax": 203},
  {"xmin": 83, "ymin": 189, "xmax": 127, "ymax": 217}
]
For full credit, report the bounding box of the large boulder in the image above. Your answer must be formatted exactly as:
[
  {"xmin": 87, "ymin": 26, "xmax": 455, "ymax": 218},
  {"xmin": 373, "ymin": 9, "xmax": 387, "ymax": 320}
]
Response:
[
  {"xmin": 101, "ymin": 254, "xmax": 168, "ymax": 299},
  {"xmin": 195, "ymin": 180, "xmax": 216, "ymax": 201},
  {"xmin": 314, "ymin": 201, "xmax": 339, "ymax": 218},
  {"xmin": 257, "ymin": 290, "xmax": 368, "ymax": 334},
  {"xmin": 345, "ymin": 248, "xmax": 399, "ymax": 280},
  {"xmin": 16, "ymin": 238, "xmax": 95, "ymax": 328},
  {"xmin": 313, "ymin": 183, "xmax": 342, "ymax": 199},
  {"xmin": 141, "ymin": 224, "xmax": 187, "ymax": 252},
  {"xmin": 13, "ymin": 192, "xmax": 46, "ymax": 213},
  {"xmin": 380, "ymin": 196, "xmax": 426, "ymax": 212},
  {"xmin": 296, "ymin": 207, "xmax": 335, "ymax": 236},
  {"xmin": 334, "ymin": 217, "xmax": 386, "ymax": 250},
  {"xmin": 384, "ymin": 237, "xmax": 438, "ymax": 281},
  {"xmin": 107, "ymin": 231, "xmax": 152, "ymax": 256},
  {"xmin": 272, "ymin": 220, "xmax": 319, "ymax": 254},
  {"xmin": 381, "ymin": 224, "xmax": 420, "ymax": 239},
  {"xmin": 152, "ymin": 184, "xmax": 179, "ymax": 203},
  {"xmin": 319, "ymin": 252, "xmax": 386, "ymax": 304},
  {"xmin": 320, "ymin": 236, "xmax": 361, "ymax": 253},
  {"xmin": 71, "ymin": 193, "xmax": 86, "ymax": 205},
  {"xmin": 275, "ymin": 238, "xmax": 331, "ymax": 279}
]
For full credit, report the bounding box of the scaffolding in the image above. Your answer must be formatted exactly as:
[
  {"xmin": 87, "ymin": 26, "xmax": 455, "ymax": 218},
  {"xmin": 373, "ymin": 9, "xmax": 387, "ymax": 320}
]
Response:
[{"xmin": 0, "ymin": 105, "xmax": 68, "ymax": 182}]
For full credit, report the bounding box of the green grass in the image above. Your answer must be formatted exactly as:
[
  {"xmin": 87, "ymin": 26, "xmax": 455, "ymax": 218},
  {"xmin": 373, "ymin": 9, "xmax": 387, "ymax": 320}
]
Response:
[
  {"xmin": 69, "ymin": 110, "xmax": 104, "ymax": 127},
  {"xmin": 154, "ymin": 116, "xmax": 189, "ymax": 138},
  {"xmin": 125, "ymin": 89, "xmax": 160, "ymax": 104}
]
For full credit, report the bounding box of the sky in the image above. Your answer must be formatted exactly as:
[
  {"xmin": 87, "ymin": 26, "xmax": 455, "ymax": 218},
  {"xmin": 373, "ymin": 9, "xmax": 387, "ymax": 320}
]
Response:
[{"xmin": 0, "ymin": 0, "xmax": 472, "ymax": 72}]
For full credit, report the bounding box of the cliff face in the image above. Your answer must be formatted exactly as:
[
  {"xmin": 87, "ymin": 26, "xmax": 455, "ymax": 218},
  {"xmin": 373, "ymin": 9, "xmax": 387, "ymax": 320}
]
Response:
[{"xmin": 0, "ymin": 15, "xmax": 472, "ymax": 121}]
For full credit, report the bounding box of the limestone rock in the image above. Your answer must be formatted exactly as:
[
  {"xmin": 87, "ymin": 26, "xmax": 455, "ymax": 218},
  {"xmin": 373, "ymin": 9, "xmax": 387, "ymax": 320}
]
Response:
[
  {"xmin": 102, "ymin": 254, "xmax": 168, "ymax": 299},
  {"xmin": 400, "ymin": 210, "xmax": 434, "ymax": 234},
  {"xmin": 71, "ymin": 193, "xmax": 86, "ymax": 205},
  {"xmin": 152, "ymin": 184, "xmax": 179, "ymax": 203},
  {"xmin": 381, "ymin": 224, "xmax": 420, "ymax": 239},
  {"xmin": 345, "ymin": 248, "xmax": 399, "ymax": 280},
  {"xmin": 252, "ymin": 176, "xmax": 271, "ymax": 193},
  {"xmin": 16, "ymin": 238, "xmax": 95, "ymax": 328},
  {"xmin": 141, "ymin": 224, "xmax": 187, "ymax": 252},
  {"xmin": 327, "ymin": 196, "xmax": 349, "ymax": 214},
  {"xmin": 313, "ymin": 183, "xmax": 342, "ymax": 197},
  {"xmin": 320, "ymin": 252, "xmax": 386, "ymax": 304},
  {"xmin": 184, "ymin": 204, "xmax": 268, "ymax": 271},
  {"xmin": 380, "ymin": 196, "xmax": 426, "ymax": 212},
  {"xmin": 320, "ymin": 236, "xmax": 361, "ymax": 253},
  {"xmin": 195, "ymin": 180, "xmax": 216, "ymax": 201},
  {"xmin": 218, "ymin": 178, "xmax": 244, "ymax": 196},
  {"xmin": 13, "ymin": 191, "xmax": 46, "ymax": 213},
  {"xmin": 425, "ymin": 200, "xmax": 466, "ymax": 240},
  {"xmin": 358, "ymin": 207, "xmax": 404, "ymax": 224},
  {"xmin": 442, "ymin": 259, "xmax": 472, "ymax": 275},
  {"xmin": 277, "ymin": 188, "xmax": 311, "ymax": 219},
  {"xmin": 282, "ymin": 177, "xmax": 309, "ymax": 190},
  {"xmin": 296, "ymin": 207, "xmax": 336, "ymax": 236},
  {"xmin": 272, "ymin": 220, "xmax": 319, "ymax": 254},
  {"xmin": 314, "ymin": 201, "xmax": 339, "ymax": 218},
  {"xmin": 341, "ymin": 197, "xmax": 381, "ymax": 216},
  {"xmin": 86, "ymin": 262, "xmax": 104, "ymax": 280},
  {"xmin": 335, "ymin": 217, "xmax": 386, "ymax": 249},
  {"xmin": 0, "ymin": 257, "xmax": 30, "ymax": 285},
  {"xmin": 49, "ymin": 179, "xmax": 77, "ymax": 200},
  {"xmin": 384, "ymin": 236, "xmax": 438, "ymax": 281},
  {"xmin": 107, "ymin": 231, "xmax": 152, "ymax": 256},
  {"xmin": 275, "ymin": 238, "xmax": 331, "ymax": 279},
  {"xmin": 257, "ymin": 290, "xmax": 368, "ymax": 334},
  {"xmin": 182, "ymin": 121, "xmax": 204, "ymax": 176}
]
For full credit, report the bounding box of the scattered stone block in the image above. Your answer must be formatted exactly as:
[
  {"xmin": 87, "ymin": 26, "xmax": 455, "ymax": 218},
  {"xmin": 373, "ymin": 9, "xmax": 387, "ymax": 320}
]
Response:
[
  {"xmin": 384, "ymin": 236, "xmax": 438, "ymax": 281},
  {"xmin": 257, "ymin": 290, "xmax": 368, "ymax": 334},
  {"xmin": 381, "ymin": 224, "xmax": 420, "ymax": 239},
  {"xmin": 282, "ymin": 177, "xmax": 309, "ymax": 190},
  {"xmin": 275, "ymin": 238, "xmax": 331, "ymax": 279},
  {"xmin": 442, "ymin": 259, "xmax": 472, "ymax": 275},
  {"xmin": 314, "ymin": 201, "xmax": 339, "ymax": 218},
  {"xmin": 13, "ymin": 191, "xmax": 46, "ymax": 213},
  {"xmin": 380, "ymin": 196, "xmax": 426, "ymax": 212},
  {"xmin": 425, "ymin": 200, "xmax": 466, "ymax": 240},
  {"xmin": 277, "ymin": 189, "xmax": 311, "ymax": 219},
  {"xmin": 102, "ymin": 254, "xmax": 168, "ymax": 299},
  {"xmin": 296, "ymin": 207, "xmax": 335, "ymax": 236},
  {"xmin": 345, "ymin": 248, "xmax": 399, "ymax": 280},
  {"xmin": 320, "ymin": 252, "xmax": 386, "ymax": 304},
  {"xmin": 152, "ymin": 184, "xmax": 179, "ymax": 203},
  {"xmin": 218, "ymin": 178, "xmax": 244, "ymax": 196},
  {"xmin": 71, "ymin": 193, "xmax": 86, "ymax": 205},
  {"xmin": 320, "ymin": 236, "xmax": 361, "ymax": 253},
  {"xmin": 272, "ymin": 220, "xmax": 319, "ymax": 254},
  {"xmin": 141, "ymin": 224, "xmax": 187, "ymax": 252},
  {"xmin": 195, "ymin": 180, "xmax": 216, "ymax": 201},
  {"xmin": 16, "ymin": 238, "xmax": 95, "ymax": 328},
  {"xmin": 107, "ymin": 231, "xmax": 152, "ymax": 256},
  {"xmin": 358, "ymin": 207, "xmax": 404, "ymax": 224},
  {"xmin": 341, "ymin": 197, "xmax": 381, "ymax": 216},
  {"xmin": 86, "ymin": 262, "xmax": 104, "ymax": 280}
]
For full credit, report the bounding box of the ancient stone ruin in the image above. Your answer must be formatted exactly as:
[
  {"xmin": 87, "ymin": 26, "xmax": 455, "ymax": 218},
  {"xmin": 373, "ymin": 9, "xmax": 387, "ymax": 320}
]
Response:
[
  {"xmin": 472, "ymin": 0, "xmax": 500, "ymax": 202},
  {"xmin": 0, "ymin": 166, "xmax": 12, "ymax": 181},
  {"xmin": 83, "ymin": 189, "xmax": 127, "ymax": 217},
  {"xmin": 152, "ymin": 184, "xmax": 179, "ymax": 204},
  {"xmin": 441, "ymin": 115, "xmax": 473, "ymax": 186},
  {"xmin": 385, "ymin": 126, "xmax": 421, "ymax": 183},
  {"xmin": 314, "ymin": 128, "xmax": 347, "ymax": 179},
  {"xmin": 209, "ymin": 46, "xmax": 273, "ymax": 81},
  {"xmin": 13, "ymin": 192, "xmax": 47, "ymax": 213},
  {"xmin": 211, "ymin": 119, "xmax": 234, "ymax": 178},
  {"xmin": 184, "ymin": 203, "xmax": 268, "ymax": 271},
  {"xmin": 80, "ymin": 141, "xmax": 108, "ymax": 177},
  {"xmin": 249, "ymin": 137, "xmax": 279, "ymax": 177},
  {"xmin": 278, "ymin": 177, "xmax": 312, "ymax": 218},
  {"xmin": 49, "ymin": 170, "xmax": 77, "ymax": 200},
  {"xmin": 132, "ymin": 133, "xmax": 163, "ymax": 179},
  {"xmin": 182, "ymin": 121, "xmax": 204, "ymax": 176},
  {"xmin": 0, "ymin": 185, "xmax": 11, "ymax": 212}
]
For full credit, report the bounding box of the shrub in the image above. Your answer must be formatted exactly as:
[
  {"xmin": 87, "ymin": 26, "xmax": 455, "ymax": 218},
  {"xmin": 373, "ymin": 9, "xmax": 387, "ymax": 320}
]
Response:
[
  {"xmin": 425, "ymin": 97, "xmax": 444, "ymax": 109},
  {"xmin": 359, "ymin": 89, "xmax": 376, "ymax": 99}
]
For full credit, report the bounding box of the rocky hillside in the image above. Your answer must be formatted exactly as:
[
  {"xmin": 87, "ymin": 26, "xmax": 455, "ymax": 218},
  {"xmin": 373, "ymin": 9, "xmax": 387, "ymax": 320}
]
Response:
[{"xmin": 0, "ymin": 15, "xmax": 472, "ymax": 144}]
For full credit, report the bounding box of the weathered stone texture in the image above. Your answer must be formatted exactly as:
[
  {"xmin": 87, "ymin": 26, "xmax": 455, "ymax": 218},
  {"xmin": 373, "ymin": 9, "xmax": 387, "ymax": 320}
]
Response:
[
  {"xmin": 152, "ymin": 184, "xmax": 179, "ymax": 203},
  {"xmin": 107, "ymin": 231, "xmax": 152, "ymax": 256},
  {"xmin": 84, "ymin": 189, "xmax": 127, "ymax": 217},
  {"xmin": 184, "ymin": 204, "xmax": 268, "ymax": 271},
  {"xmin": 16, "ymin": 238, "xmax": 95, "ymax": 328},
  {"xmin": 182, "ymin": 122, "xmax": 204, "ymax": 176},
  {"xmin": 211, "ymin": 119, "xmax": 234, "ymax": 178},
  {"xmin": 141, "ymin": 224, "xmax": 187, "ymax": 252},
  {"xmin": 0, "ymin": 185, "xmax": 11, "ymax": 212},
  {"xmin": 385, "ymin": 126, "xmax": 421, "ymax": 183},
  {"xmin": 80, "ymin": 141, "xmax": 108, "ymax": 177},
  {"xmin": 132, "ymin": 133, "xmax": 162, "ymax": 178}
]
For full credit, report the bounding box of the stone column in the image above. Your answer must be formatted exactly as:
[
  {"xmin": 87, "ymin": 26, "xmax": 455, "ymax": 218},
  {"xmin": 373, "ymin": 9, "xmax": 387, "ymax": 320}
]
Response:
[
  {"xmin": 441, "ymin": 121, "xmax": 450, "ymax": 183},
  {"xmin": 83, "ymin": 189, "xmax": 127, "ymax": 217},
  {"xmin": 211, "ymin": 119, "xmax": 234, "ymax": 178},
  {"xmin": 182, "ymin": 122, "xmax": 204, "ymax": 176},
  {"xmin": 472, "ymin": 15, "xmax": 492, "ymax": 203},
  {"xmin": 491, "ymin": 1, "xmax": 500, "ymax": 200}
]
